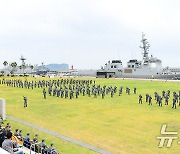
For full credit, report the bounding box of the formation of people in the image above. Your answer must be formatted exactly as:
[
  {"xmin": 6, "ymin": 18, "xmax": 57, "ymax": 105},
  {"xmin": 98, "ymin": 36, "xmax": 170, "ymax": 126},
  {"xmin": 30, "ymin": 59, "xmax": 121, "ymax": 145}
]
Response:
[
  {"xmin": 139, "ymin": 90, "xmax": 180, "ymax": 109},
  {"xmin": 0, "ymin": 78, "xmax": 137, "ymax": 101},
  {"xmin": 1, "ymin": 78, "xmax": 179, "ymax": 110},
  {"xmin": 0, "ymin": 122, "xmax": 58, "ymax": 153}
]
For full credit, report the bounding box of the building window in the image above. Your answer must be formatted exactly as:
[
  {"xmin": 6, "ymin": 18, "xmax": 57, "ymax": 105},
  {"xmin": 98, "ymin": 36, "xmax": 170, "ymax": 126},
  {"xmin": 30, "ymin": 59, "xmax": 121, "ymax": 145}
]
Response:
[
  {"xmin": 114, "ymin": 65, "xmax": 117, "ymax": 68},
  {"xmin": 111, "ymin": 65, "xmax": 113, "ymax": 68}
]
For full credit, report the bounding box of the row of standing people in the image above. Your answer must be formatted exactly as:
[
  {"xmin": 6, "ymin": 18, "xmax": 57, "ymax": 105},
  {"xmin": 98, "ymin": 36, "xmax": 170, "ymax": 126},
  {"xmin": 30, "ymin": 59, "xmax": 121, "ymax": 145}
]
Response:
[
  {"xmin": 139, "ymin": 90, "xmax": 180, "ymax": 108},
  {"xmin": 42, "ymin": 86, "xmax": 137, "ymax": 99}
]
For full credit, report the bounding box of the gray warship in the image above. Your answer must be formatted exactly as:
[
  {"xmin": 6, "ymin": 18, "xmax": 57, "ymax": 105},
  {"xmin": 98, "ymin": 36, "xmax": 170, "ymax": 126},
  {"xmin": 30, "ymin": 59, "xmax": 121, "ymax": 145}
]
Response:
[{"xmin": 97, "ymin": 33, "xmax": 180, "ymax": 80}]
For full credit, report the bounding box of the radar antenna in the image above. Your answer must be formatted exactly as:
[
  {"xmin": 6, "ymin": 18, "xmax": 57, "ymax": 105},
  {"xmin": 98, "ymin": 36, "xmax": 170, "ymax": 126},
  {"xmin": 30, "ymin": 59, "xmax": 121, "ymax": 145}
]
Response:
[{"xmin": 140, "ymin": 33, "xmax": 150, "ymax": 59}]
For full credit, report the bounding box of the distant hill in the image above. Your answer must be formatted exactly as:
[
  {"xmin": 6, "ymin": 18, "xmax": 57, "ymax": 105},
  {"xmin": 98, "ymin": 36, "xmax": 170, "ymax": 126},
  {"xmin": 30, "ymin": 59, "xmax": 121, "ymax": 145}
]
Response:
[{"xmin": 46, "ymin": 63, "xmax": 69, "ymax": 70}]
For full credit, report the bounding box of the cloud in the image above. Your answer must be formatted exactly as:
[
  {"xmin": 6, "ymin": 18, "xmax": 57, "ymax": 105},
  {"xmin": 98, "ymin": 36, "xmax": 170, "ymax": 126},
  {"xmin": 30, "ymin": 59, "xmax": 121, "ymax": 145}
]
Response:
[{"xmin": 0, "ymin": 0, "xmax": 180, "ymax": 68}]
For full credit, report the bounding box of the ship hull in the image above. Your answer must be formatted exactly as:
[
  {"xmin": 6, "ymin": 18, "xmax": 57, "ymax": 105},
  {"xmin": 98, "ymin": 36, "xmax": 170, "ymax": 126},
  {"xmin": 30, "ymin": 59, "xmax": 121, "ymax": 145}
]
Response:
[
  {"xmin": 121, "ymin": 74, "xmax": 180, "ymax": 80},
  {"xmin": 96, "ymin": 70, "xmax": 180, "ymax": 80}
]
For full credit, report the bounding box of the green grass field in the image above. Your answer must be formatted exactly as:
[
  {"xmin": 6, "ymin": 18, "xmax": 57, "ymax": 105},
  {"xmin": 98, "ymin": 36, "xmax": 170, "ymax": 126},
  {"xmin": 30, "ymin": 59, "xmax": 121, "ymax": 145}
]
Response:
[{"xmin": 0, "ymin": 77, "xmax": 180, "ymax": 154}]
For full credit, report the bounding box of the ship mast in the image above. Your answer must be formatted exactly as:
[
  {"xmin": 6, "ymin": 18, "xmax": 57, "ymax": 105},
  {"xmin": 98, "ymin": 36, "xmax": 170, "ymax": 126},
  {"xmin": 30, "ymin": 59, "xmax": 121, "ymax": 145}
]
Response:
[
  {"xmin": 140, "ymin": 33, "xmax": 150, "ymax": 60},
  {"xmin": 20, "ymin": 55, "xmax": 26, "ymax": 66}
]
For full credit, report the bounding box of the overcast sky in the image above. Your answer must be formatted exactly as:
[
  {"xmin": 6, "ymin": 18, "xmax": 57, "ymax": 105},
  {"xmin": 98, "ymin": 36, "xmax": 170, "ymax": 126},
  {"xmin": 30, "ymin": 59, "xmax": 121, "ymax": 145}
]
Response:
[{"xmin": 0, "ymin": 0, "xmax": 180, "ymax": 69}]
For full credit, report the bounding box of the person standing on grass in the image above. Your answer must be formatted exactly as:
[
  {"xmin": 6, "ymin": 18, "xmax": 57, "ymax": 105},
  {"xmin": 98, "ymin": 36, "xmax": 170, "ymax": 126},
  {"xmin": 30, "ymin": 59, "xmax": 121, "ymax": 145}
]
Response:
[
  {"xmin": 146, "ymin": 94, "xmax": 149, "ymax": 103},
  {"xmin": 165, "ymin": 94, "xmax": 169, "ymax": 105},
  {"xmin": 119, "ymin": 87, "xmax": 122, "ymax": 96},
  {"xmin": 139, "ymin": 95, "xmax": 142, "ymax": 104},
  {"xmin": 23, "ymin": 96, "xmax": 28, "ymax": 108},
  {"xmin": 43, "ymin": 88, "xmax": 46, "ymax": 99},
  {"xmin": 148, "ymin": 95, "xmax": 152, "ymax": 105},
  {"xmin": 172, "ymin": 97, "xmax": 177, "ymax": 109},
  {"xmin": 159, "ymin": 96, "xmax": 162, "ymax": 107},
  {"xmin": 134, "ymin": 87, "xmax": 137, "ymax": 94},
  {"xmin": 102, "ymin": 90, "xmax": 105, "ymax": 99}
]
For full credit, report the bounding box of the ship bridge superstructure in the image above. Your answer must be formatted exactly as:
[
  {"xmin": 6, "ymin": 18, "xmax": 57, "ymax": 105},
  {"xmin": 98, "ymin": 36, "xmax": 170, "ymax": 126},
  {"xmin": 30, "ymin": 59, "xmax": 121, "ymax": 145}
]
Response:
[
  {"xmin": 97, "ymin": 33, "xmax": 180, "ymax": 79},
  {"xmin": 103, "ymin": 60, "xmax": 123, "ymax": 71}
]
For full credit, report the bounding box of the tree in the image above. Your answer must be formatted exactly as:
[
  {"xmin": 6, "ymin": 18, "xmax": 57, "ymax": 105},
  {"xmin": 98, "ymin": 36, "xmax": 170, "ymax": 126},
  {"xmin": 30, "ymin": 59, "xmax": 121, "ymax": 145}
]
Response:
[
  {"xmin": 30, "ymin": 65, "xmax": 34, "ymax": 70},
  {"xmin": 11, "ymin": 62, "xmax": 17, "ymax": 70},
  {"xmin": 10, "ymin": 62, "xmax": 17, "ymax": 75},
  {"xmin": 3, "ymin": 61, "xmax": 8, "ymax": 68},
  {"xmin": 19, "ymin": 65, "xmax": 22, "ymax": 70},
  {"xmin": 3, "ymin": 61, "xmax": 8, "ymax": 76},
  {"xmin": 30, "ymin": 65, "xmax": 34, "ymax": 75},
  {"xmin": 0, "ymin": 70, "xmax": 4, "ymax": 76},
  {"xmin": 10, "ymin": 70, "xmax": 14, "ymax": 76}
]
